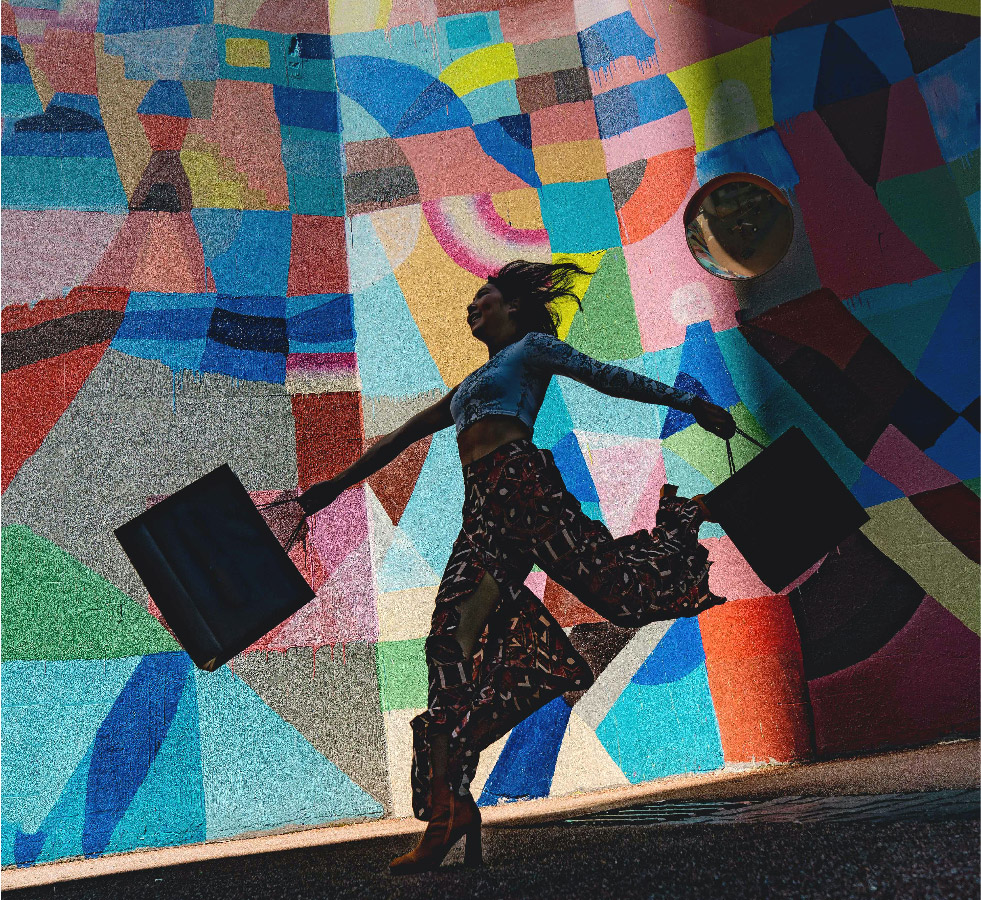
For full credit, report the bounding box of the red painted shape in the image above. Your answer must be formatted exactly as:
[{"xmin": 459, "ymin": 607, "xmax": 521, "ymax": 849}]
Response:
[
  {"xmin": 909, "ymin": 481, "xmax": 981, "ymax": 563},
  {"xmin": 745, "ymin": 287, "xmax": 868, "ymax": 370},
  {"xmin": 878, "ymin": 77, "xmax": 946, "ymax": 182},
  {"xmin": 1, "ymin": 287, "xmax": 129, "ymax": 492},
  {"xmin": 617, "ymin": 147, "xmax": 695, "ymax": 245},
  {"xmin": 366, "ymin": 433, "xmax": 432, "ymax": 525},
  {"xmin": 777, "ymin": 112, "xmax": 939, "ymax": 299},
  {"xmin": 292, "ymin": 391, "xmax": 364, "ymax": 492},
  {"xmin": 809, "ymin": 596, "xmax": 980, "ymax": 756},
  {"xmin": 287, "ymin": 215, "xmax": 348, "ymax": 296},
  {"xmin": 2, "ymin": 2, "xmax": 18, "ymax": 36},
  {"xmin": 139, "ymin": 114, "xmax": 190, "ymax": 152},
  {"xmin": 34, "ymin": 27, "xmax": 97, "ymax": 95},
  {"xmin": 542, "ymin": 577, "xmax": 605, "ymax": 627},
  {"xmin": 699, "ymin": 596, "xmax": 813, "ymax": 764}
]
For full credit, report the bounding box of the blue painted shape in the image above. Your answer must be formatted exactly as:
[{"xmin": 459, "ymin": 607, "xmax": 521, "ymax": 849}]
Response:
[
  {"xmin": 678, "ymin": 321, "xmax": 740, "ymax": 407},
  {"xmin": 191, "ymin": 208, "xmax": 242, "ymax": 260},
  {"xmin": 846, "ymin": 270, "xmax": 956, "ymax": 373},
  {"xmin": 199, "ymin": 210, "xmax": 292, "ymax": 296},
  {"xmin": 813, "ymin": 22, "xmax": 889, "ymax": 108},
  {"xmin": 113, "ymin": 308, "xmax": 214, "ymax": 343},
  {"xmin": 848, "ymin": 465, "xmax": 903, "ymax": 507},
  {"xmin": 464, "ymin": 80, "xmax": 521, "ymax": 125},
  {"xmin": 195, "ymin": 666, "xmax": 383, "ymax": 838},
  {"xmin": 917, "ymin": 38, "xmax": 980, "ymax": 161},
  {"xmin": 593, "ymin": 84, "xmax": 641, "ymax": 139},
  {"xmin": 695, "ymin": 128, "xmax": 799, "ymax": 190},
  {"xmin": 352, "ymin": 273, "xmax": 446, "ymax": 398},
  {"xmin": 287, "ymin": 294, "xmax": 355, "ymax": 347},
  {"xmin": 558, "ymin": 367, "xmax": 660, "ymax": 439},
  {"xmin": 103, "ymin": 27, "xmax": 218, "ymax": 82},
  {"xmin": 715, "ymin": 326, "xmax": 785, "ymax": 411},
  {"xmin": 2, "ymin": 83, "xmax": 44, "ymax": 119},
  {"xmin": 771, "ymin": 23, "xmax": 827, "ymax": 121},
  {"xmin": 478, "ymin": 698, "xmax": 572, "ymax": 805},
  {"xmin": 138, "ymin": 80, "xmax": 192, "ymax": 117},
  {"xmin": 273, "ymin": 86, "xmax": 340, "ymax": 132},
  {"xmin": 213, "ymin": 293, "xmax": 286, "ymax": 318},
  {"xmin": 916, "ymin": 263, "xmax": 980, "ymax": 411},
  {"xmin": 295, "ymin": 33, "xmax": 333, "ymax": 59},
  {"xmin": 336, "ymin": 56, "xmax": 471, "ymax": 137},
  {"xmin": 2, "ymin": 124, "xmax": 114, "ymax": 158},
  {"xmin": 474, "ymin": 117, "xmax": 541, "ymax": 187},
  {"xmin": 338, "ymin": 92, "xmax": 388, "ymax": 141},
  {"xmin": 377, "ymin": 528, "xmax": 440, "ymax": 592},
  {"xmin": 838, "ymin": 9, "xmax": 913, "ymax": 85},
  {"xmin": 280, "ymin": 128, "xmax": 345, "ymax": 215},
  {"xmin": 579, "ymin": 11, "xmax": 658, "ymax": 72},
  {"xmin": 633, "ymin": 617, "xmax": 705, "ymax": 686},
  {"xmin": 581, "ymin": 500, "xmax": 608, "ymax": 526},
  {"xmin": 926, "ymin": 417, "xmax": 980, "ymax": 481},
  {"xmin": 100, "ymin": 0, "xmax": 213, "ymax": 34},
  {"xmin": 551, "ymin": 432, "xmax": 600, "ymax": 502},
  {"xmin": 1, "ymin": 658, "xmax": 141, "ymax": 866},
  {"xmin": 660, "ymin": 373, "xmax": 710, "ymax": 440},
  {"xmin": 199, "ymin": 340, "xmax": 286, "ymax": 383},
  {"xmin": 181, "ymin": 24, "xmax": 220, "ymax": 80},
  {"xmin": 395, "ymin": 428, "xmax": 466, "ymax": 575},
  {"xmin": 533, "ymin": 378, "xmax": 576, "ymax": 449},
  {"xmin": 446, "ymin": 14, "xmax": 492, "ymax": 50},
  {"xmin": 81, "ymin": 653, "xmax": 192, "ymax": 858},
  {"xmin": 105, "ymin": 670, "xmax": 206, "ymax": 854},
  {"xmin": 539, "ymin": 180, "xmax": 621, "ymax": 253},
  {"xmin": 596, "ymin": 662, "xmax": 724, "ymax": 784}
]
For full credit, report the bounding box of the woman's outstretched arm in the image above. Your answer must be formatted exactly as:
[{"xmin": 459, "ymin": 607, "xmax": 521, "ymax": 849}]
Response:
[{"xmin": 297, "ymin": 387, "xmax": 458, "ymax": 515}]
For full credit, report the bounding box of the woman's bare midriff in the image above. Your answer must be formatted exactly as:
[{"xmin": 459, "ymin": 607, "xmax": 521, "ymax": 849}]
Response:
[{"xmin": 457, "ymin": 415, "xmax": 533, "ymax": 466}]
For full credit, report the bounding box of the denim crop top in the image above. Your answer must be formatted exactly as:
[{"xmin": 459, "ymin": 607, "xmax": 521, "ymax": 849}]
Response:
[{"xmin": 449, "ymin": 332, "xmax": 700, "ymax": 435}]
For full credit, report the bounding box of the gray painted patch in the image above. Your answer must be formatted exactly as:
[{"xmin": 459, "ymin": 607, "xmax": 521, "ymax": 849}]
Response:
[
  {"xmin": 233, "ymin": 644, "xmax": 393, "ymax": 813},
  {"xmin": 361, "ymin": 390, "xmax": 445, "ymax": 439},
  {"xmin": 608, "ymin": 159, "xmax": 647, "ymax": 210},
  {"xmin": 515, "ymin": 35, "xmax": 583, "ymax": 78},
  {"xmin": 1, "ymin": 349, "xmax": 298, "ymax": 603}
]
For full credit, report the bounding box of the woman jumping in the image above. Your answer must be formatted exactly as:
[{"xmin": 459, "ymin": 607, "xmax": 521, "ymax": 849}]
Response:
[{"xmin": 267, "ymin": 260, "xmax": 736, "ymax": 874}]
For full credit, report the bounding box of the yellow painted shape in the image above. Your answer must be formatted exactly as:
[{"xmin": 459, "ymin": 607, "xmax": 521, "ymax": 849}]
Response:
[
  {"xmin": 225, "ymin": 37, "xmax": 271, "ymax": 68},
  {"xmin": 375, "ymin": 0, "xmax": 393, "ymax": 29},
  {"xmin": 893, "ymin": 0, "xmax": 978, "ymax": 12},
  {"xmin": 490, "ymin": 188, "xmax": 546, "ymax": 230},
  {"xmin": 668, "ymin": 37, "xmax": 772, "ymax": 152},
  {"xmin": 394, "ymin": 217, "xmax": 485, "ymax": 387},
  {"xmin": 439, "ymin": 43, "xmax": 519, "ymax": 97},
  {"xmin": 533, "ymin": 139, "xmax": 608, "ymax": 185},
  {"xmin": 862, "ymin": 497, "xmax": 980, "ymax": 633},
  {"xmin": 328, "ymin": 0, "xmax": 384, "ymax": 34},
  {"xmin": 376, "ymin": 585, "xmax": 438, "ymax": 641},
  {"xmin": 551, "ymin": 250, "xmax": 605, "ymax": 339},
  {"xmin": 181, "ymin": 149, "xmax": 246, "ymax": 207}
]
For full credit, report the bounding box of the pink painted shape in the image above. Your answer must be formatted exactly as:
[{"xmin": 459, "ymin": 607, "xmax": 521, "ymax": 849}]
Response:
[
  {"xmin": 499, "ymin": 0, "xmax": 577, "ymax": 42},
  {"xmin": 809, "ymin": 595, "xmax": 979, "ymax": 755},
  {"xmin": 286, "ymin": 352, "xmax": 359, "ymax": 377},
  {"xmin": 84, "ymin": 213, "xmax": 153, "ymax": 289},
  {"xmin": 2, "ymin": 211, "xmax": 127, "ymax": 308},
  {"xmin": 777, "ymin": 112, "xmax": 939, "ymax": 298},
  {"xmin": 623, "ymin": 174, "xmax": 739, "ymax": 352},
  {"xmin": 472, "ymin": 194, "xmax": 549, "ymax": 246},
  {"xmin": 250, "ymin": 0, "xmax": 329, "ymax": 33},
  {"xmin": 423, "ymin": 200, "xmax": 499, "ymax": 278},
  {"xmin": 586, "ymin": 439, "xmax": 663, "ymax": 537},
  {"xmin": 865, "ymin": 425, "xmax": 961, "ymax": 496},
  {"xmin": 398, "ymin": 128, "xmax": 530, "ymax": 201},
  {"xmin": 628, "ymin": 452, "xmax": 669, "ymax": 533},
  {"xmin": 529, "ymin": 101, "xmax": 600, "ymax": 145},
  {"xmin": 130, "ymin": 212, "xmax": 208, "ymax": 293},
  {"xmin": 703, "ymin": 536, "xmax": 771, "ymax": 600},
  {"xmin": 628, "ymin": 0, "xmax": 760, "ymax": 73},
  {"xmin": 601, "ymin": 109, "xmax": 695, "ymax": 170},
  {"xmin": 879, "ymin": 77, "xmax": 946, "ymax": 183},
  {"xmin": 308, "ymin": 483, "xmax": 370, "ymax": 577},
  {"xmin": 524, "ymin": 570, "xmax": 547, "ymax": 599}
]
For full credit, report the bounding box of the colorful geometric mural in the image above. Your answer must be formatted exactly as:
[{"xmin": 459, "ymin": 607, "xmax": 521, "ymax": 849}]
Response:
[{"xmin": 2, "ymin": 0, "xmax": 978, "ymax": 866}]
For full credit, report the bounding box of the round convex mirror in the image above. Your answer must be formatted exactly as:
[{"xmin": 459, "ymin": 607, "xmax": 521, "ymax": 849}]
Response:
[{"xmin": 683, "ymin": 174, "xmax": 793, "ymax": 280}]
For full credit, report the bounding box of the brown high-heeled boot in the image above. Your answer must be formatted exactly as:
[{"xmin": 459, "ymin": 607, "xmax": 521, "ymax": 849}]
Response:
[{"xmin": 389, "ymin": 782, "xmax": 482, "ymax": 875}]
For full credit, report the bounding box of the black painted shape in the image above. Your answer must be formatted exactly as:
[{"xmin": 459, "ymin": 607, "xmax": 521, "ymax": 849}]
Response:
[
  {"xmin": 14, "ymin": 105, "xmax": 104, "ymax": 133},
  {"xmin": 813, "ymin": 22, "xmax": 890, "ymax": 108},
  {"xmin": 1, "ymin": 41, "xmax": 24, "ymax": 64},
  {"xmin": 138, "ymin": 182, "xmax": 182, "ymax": 212},
  {"xmin": 894, "ymin": 5, "xmax": 981, "ymax": 74},
  {"xmin": 960, "ymin": 396, "xmax": 979, "ymax": 432},
  {"xmin": 207, "ymin": 306, "xmax": 289, "ymax": 355},
  {"xmin": 888, "ymin": 379, "xmax": 959, "ymax": 450},
  {"xmin": 816, "ymin": 86, "xmax": 890, "ymax": 187},
  {"xmin": 1, "ymin": 309, "xmax": 126, "ymax": 373},
  {"xmin": 787, "ymin": 532, "xmax": 926, "ymax": 680}
]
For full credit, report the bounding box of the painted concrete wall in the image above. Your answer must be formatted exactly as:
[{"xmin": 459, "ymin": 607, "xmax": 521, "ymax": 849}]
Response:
[{"xmin": 2, "ymin": 0, "xmax": 979, "ymax": 868}]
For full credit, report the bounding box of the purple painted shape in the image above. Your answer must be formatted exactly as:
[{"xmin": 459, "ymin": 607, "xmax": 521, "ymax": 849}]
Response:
[
  {"xmin": 865, "ymin": 424, "xmax": 960, "ymax": 496},
  {"xmin": 810, "ymin": 596, "xmax": 980, "ymax": 756}
]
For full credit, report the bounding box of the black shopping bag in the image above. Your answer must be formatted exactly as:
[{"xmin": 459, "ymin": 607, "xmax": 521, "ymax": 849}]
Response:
[
  {"xmin": 115, "ymin": 465, "xmax": 314, "ymax": 671},
  {"xmin": 703, "ymin": 426, "xmax": 870, "ymax": 592}
]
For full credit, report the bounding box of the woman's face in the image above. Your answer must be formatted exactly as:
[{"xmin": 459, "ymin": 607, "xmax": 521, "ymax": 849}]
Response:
[{"xmin": 466, "ymin": 281, "xmax": 515, "ymax": 339}]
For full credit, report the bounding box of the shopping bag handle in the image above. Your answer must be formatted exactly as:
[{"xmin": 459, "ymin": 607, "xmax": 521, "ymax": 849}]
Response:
[{"xmin": 725, "ymin": 426, "xmax": 767, "ymax": 477}]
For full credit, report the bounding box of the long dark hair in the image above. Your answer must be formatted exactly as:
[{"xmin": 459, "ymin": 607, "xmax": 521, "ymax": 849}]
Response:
[{"xmin": 488, "ymin": 260, "xmax": 592, "ymax": 338}]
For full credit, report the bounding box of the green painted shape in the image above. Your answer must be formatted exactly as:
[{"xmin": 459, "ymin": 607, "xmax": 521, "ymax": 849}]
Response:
[
  {"xmin": 876, "ymin": 165, "xmax": 980, "ymax": 271},
  {"xmin": 965, "ymin": 478, "xmax": 981, "ymax": 498},
  {"xmin": 947, "ymin": 149, "xmax": 979, "ymax": 200},
  {"xmin": 661, "ymin": 402, "xmax": 769, "ymax": 486},
  {"xmin": 376, "ymin": 638, "xmax": 427, "ymax": 711},
  {"xmin": 566, "ymin": 247, "xmax": 643, "ymax": 362},
  {"xmin": 0, "ymin": 525, "xmax": 179, "ymax": 661},
  {"xmin": 856, "ymin": 294, "xmax": 952, "ymax": 372}
]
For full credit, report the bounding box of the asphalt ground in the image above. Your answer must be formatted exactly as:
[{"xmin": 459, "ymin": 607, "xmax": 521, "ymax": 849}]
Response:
[{"xmin": 9, "ymin": 790, "xmax": 979, "ymax": 900}]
